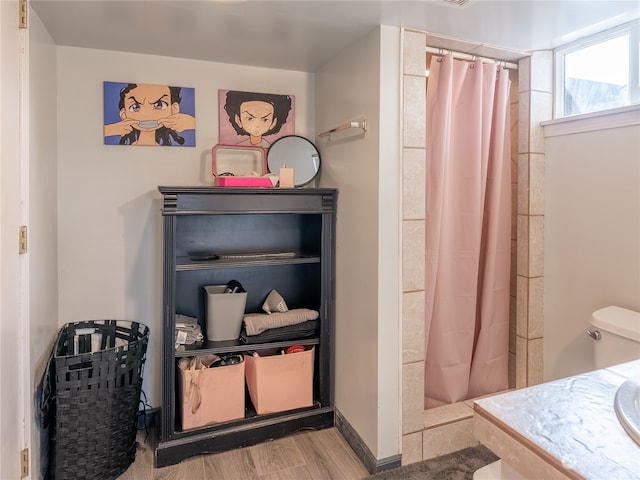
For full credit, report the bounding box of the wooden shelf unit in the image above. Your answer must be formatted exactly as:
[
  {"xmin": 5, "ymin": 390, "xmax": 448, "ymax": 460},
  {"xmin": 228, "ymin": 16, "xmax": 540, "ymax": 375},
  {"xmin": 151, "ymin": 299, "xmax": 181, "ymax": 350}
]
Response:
[{"xmin": 155, "ymin": 187, "xmax": 337, "ymax": 467}]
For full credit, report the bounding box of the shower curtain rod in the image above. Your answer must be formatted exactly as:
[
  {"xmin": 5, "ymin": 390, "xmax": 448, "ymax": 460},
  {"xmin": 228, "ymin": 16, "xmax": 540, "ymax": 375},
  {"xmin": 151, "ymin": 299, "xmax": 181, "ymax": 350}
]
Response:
[{"xmin": 425, "ymin": 46, "xmax": 519, "ymax": 70}]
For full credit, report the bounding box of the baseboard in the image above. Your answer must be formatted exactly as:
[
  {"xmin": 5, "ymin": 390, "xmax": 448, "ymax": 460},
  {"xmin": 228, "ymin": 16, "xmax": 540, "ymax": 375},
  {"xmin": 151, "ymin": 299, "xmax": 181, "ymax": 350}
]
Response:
[{"xmin": 334, "ymin": 409, "xmax": 402, "ymax": 475}]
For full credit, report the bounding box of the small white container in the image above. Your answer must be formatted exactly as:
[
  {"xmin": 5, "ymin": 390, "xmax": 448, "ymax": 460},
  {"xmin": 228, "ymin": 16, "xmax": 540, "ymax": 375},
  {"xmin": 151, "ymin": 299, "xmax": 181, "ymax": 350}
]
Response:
[{"xmin": 204, "ymin": 285, "xmax": 247, "ymax": 341}]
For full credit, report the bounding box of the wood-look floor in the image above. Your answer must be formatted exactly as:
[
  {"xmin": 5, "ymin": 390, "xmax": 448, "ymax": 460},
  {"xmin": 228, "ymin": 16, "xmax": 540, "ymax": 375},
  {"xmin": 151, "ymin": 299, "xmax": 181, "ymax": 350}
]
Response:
[{"xmin": 117, "ymin": 427, "xmax": 370, "ymax": 480}]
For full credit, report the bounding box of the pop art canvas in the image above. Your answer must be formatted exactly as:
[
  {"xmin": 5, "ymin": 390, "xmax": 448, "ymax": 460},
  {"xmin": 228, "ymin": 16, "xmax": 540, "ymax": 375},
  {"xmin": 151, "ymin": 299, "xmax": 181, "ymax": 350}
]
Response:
[
  {"xmin": 218, "ymin": 90, "xmax": 295, "ymax": 148},
  {"xmin": 103, "ymin": 81, "xmax": 196, "ymax": 146}
]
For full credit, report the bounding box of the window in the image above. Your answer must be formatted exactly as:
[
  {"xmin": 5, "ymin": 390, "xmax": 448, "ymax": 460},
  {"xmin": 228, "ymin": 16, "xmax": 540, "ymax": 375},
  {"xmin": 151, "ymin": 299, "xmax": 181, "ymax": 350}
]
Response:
[{"xmin": 555, "ymin": 20, "xmax": 639, "ymax": 118}]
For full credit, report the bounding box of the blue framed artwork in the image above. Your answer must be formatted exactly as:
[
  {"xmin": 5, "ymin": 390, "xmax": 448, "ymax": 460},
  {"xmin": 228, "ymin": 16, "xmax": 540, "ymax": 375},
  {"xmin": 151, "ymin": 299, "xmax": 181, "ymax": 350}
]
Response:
[{"xmin": 103, "ymin": 81, "xmax": 196, "ymax": 146}]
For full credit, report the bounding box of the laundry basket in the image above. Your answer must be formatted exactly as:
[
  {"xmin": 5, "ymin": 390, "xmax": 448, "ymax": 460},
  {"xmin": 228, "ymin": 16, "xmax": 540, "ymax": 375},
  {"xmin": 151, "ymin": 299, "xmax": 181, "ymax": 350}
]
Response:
[{"xmin": 43, "ymin": 320, "xmax": 149, "ymax": 480}]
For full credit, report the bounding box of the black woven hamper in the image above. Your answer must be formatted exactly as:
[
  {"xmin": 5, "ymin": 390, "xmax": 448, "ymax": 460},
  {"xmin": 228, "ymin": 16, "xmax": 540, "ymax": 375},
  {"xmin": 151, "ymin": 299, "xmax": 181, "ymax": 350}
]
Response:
[{"xmin": 47, "ymin": 320, "xmax": 149, "ymax": 480}]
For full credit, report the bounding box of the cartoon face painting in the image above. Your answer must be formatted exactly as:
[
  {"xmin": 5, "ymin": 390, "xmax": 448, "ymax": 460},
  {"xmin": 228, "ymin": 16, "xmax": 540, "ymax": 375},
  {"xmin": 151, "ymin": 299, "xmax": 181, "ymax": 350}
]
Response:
[
  {"xmin": 103, "ymin": 82, "xmax": 196, "ymax": 146},
  {"xmin": 236, "ymin": 100, "xmax": 277, "ymax": 142},
  {"xmin": 222, "ymin": 90, "xmax": 293, "ymax": 148},
  {"xmin": 121, "ymin": 84, "xmax": 175, "ymax": 131}
]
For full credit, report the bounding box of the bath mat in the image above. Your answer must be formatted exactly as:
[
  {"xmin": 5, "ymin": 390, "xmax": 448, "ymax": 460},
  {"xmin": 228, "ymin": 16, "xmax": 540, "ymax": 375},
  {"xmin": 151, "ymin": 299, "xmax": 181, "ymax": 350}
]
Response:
[{"xmin": 365, "ymin": 445, "xmax": 499, "ymax": 480}]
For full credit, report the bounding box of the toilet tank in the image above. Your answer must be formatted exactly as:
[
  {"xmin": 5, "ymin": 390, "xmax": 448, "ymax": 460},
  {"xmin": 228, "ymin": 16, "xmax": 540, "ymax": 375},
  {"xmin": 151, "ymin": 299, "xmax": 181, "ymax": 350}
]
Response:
[{"xmin": 589, "ymin": 306, "xmax": 640, "ymax": 369}]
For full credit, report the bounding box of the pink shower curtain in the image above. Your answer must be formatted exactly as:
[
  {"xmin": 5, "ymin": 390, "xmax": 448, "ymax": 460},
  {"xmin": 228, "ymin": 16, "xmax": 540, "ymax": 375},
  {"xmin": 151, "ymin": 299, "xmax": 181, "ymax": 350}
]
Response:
[{"xmin": 424, "ymin": 54, "xmax": 511, "ymax": 408}]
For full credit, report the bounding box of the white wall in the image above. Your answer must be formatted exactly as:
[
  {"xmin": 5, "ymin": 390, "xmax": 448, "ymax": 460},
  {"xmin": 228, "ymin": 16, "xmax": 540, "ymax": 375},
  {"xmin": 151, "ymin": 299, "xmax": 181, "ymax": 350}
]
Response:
[
  {"xmin": 544, "ymin": 123, "xmax": 640, "ymax": 381},
  {"xmin": 1, "ymin": 1, "xmax": 27, "ymax": 477},
  {"xmin": 315, "ymin": 25, "xmax": 401, "ymax": 461},
  {"xmin": 376, "ymin": 25, "xmax": 401, "ymax": 461},
  {"xmin": 29, "ymin": 8, "xmax": 59, "ymax": 478},
  {"xmin": 50, "ymin": 23, "xmax": 402, "ymax": 466},
  {"xmin": 56, "ymin": 46, "xmax": 314, "ymax": 406}
]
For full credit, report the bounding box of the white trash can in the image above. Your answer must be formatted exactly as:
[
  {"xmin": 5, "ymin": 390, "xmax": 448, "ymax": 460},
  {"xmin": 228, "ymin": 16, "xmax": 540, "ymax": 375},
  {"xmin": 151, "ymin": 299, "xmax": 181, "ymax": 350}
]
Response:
[{"xmin": 204, "ymin": 285, "xmax": 247, "ymax": 341}]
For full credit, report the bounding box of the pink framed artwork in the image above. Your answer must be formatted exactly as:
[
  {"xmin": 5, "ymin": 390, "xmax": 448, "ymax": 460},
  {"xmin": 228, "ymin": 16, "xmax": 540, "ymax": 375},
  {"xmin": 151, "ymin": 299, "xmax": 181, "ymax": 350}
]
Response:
[{"xmin": 218, "ymin": 90, "xmax": 295, "ymax": 149}]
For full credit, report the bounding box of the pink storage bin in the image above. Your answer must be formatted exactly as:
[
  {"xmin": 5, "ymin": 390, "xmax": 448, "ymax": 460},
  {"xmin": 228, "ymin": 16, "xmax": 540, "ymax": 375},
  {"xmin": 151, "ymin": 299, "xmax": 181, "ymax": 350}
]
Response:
[
  {"xmin": 177, "ymin": 358, "xmax": 245, "ymax": 430},
  {"xmin": 244, "ymin": 346, "xmax": 314, "ymax": 414}
]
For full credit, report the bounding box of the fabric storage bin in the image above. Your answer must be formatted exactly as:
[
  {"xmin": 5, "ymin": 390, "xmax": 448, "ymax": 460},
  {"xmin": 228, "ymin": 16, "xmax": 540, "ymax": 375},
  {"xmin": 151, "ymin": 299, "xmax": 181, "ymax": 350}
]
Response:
[
  {"xmin": 204, "ymin": 285, "xmax": 247, "ymax": 341},
  {"xmin": 177, "ymin": 356, "xmax": 245, "ymax": 429},
  {"xmin": 40, "ymin": 320, "xmax": 149, "ymax": 480},
  {"xmin": 244, "ymin": 346, "xmax": 314, "ymax": 414}
]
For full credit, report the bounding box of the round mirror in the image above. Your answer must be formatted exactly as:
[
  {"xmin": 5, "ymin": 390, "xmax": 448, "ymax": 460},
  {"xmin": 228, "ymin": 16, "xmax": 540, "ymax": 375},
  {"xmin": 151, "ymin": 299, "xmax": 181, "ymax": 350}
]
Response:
[{"xmin": 267, "ymin": 135, "xmax": 320, "ymax": 187}]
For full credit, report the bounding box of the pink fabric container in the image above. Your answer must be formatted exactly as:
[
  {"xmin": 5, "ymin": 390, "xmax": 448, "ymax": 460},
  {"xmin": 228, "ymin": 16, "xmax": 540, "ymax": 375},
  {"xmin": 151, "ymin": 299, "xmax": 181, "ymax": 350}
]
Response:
[
  {"xmin": 244, "ymin": 346, "xmax": 314, "ymax": 414},
  {"xmin": 177, "ymin": 359, "xmax": 245, "ymax": 430}
]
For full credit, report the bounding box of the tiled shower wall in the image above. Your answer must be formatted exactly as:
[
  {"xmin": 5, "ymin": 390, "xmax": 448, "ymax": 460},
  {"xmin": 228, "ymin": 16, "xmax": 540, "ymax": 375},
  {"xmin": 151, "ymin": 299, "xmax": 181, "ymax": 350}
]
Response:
[
  {"xmin": 516, "ymin": 52, "xmax": 552, "ymax": 388},
  {"xmin": 399, "ymin": 29, "xmax": 552, "ymax": 465}
]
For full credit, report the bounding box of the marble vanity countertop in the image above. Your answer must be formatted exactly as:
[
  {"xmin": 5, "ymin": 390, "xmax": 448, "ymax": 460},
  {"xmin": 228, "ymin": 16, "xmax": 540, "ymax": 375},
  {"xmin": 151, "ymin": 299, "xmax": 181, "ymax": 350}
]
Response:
[{"xmin": 473, "ymin": 359, "xmax": 640, "ymax": 480}]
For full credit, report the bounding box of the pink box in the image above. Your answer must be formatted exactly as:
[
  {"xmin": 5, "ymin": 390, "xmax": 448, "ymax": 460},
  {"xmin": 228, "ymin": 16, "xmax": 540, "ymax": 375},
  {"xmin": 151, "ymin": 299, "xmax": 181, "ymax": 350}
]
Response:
[
  {"xmin": 244, "ymin": 346, "xmax": 314, "ymax": 414},
  {"xmin": 177, "ymin": 359, "xmax": 245, "ymax": 430},
  {"xmin": 213, "ymin": 176, "xmax": 273, "ymax": 187},
  {"xmin": 212, "ymin": 144, "xmax": 267, "ymax": 177}
]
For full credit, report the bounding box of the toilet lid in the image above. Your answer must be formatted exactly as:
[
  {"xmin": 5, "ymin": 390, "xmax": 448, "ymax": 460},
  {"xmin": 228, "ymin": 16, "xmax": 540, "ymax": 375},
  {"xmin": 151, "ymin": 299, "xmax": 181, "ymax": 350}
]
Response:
[{"xmin": 591, "ymin": 306, "xmax": 640, "ymax": 342}]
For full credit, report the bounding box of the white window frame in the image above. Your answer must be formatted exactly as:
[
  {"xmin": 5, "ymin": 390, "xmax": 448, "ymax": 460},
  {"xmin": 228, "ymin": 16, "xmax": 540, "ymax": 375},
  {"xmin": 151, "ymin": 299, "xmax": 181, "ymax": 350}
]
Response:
[{"xmin": 554, "ymin": 20, "xmax": 640, "ymax": 119}]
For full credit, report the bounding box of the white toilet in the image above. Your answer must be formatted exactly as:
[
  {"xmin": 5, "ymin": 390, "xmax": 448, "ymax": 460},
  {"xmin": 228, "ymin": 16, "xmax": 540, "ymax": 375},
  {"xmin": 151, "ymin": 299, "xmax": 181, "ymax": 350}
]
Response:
[
  {"xmin": 473, "ymin": 305, "xmax": 640, "ymax": 480},
  {"xmin": 588, "ymin": 305, "xmax": 640, "ymax": 369}
]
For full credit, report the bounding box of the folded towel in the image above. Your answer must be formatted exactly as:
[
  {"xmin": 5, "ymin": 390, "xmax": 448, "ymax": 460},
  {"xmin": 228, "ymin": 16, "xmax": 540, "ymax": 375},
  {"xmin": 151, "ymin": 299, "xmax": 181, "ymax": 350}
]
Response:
[
  {"xmin": 175, "ymin": 314, "xmax": 204, "ymax": 346},
  {"xmin": 243, "ymin": 308, "xmax": 319, "ymax": 336},
  {"xmin": 240, "ymin": 319, "xmax": 320, "ymax": 344}
]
